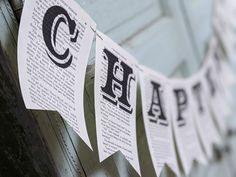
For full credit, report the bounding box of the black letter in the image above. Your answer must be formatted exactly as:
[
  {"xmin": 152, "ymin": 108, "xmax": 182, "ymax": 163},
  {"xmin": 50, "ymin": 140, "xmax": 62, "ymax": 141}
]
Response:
[
  {"xmin": 42, "ymin": 6, "xmax": 79, "ymax": 68},
  {"xmin": 205, "ymin": 68, "xmax": 216, "ymax": 96},
  {"xmin": 174, "ymin": 89, "xmax": 187, "ymax": 127},
  {"xmin": 148, "ymin": 81, "xmax": 168, "ymax": 126},
  {"xmin": 192, "ymin": 82, "xmax": 204, "ymax": 114},
  {"xmin": 101, "ymin": 48, "xmax": 135, "ymax": 114}
]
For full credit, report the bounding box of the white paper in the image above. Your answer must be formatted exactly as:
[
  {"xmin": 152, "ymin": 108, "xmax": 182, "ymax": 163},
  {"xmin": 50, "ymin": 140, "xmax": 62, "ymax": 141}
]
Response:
[
  {"xmin": 215, "ymin": 0, "xmax": 236, "ymax": 28},
  {"xmin": 202, "ymin": 39, "xmax": 235, "ymax": 121},
  {"xmin": 95, "ymin": 31, "xmax": 140, "ymax": 175},
  {"xmin": 219, "ymin": 60, "xmax": 236, "ymax": 89},
  {"xmin": 214, "ymin": 0, "xmax": 236, "ymax": 64},
  {"xmin": 211, "ymin": 43, "xmax": 235, "ymax": 107},
  {"xmin": 187, "ymin": 72, "xmax": 221, "ymax": 160},
  {"xmin": 218, "ymin": 61, "xmax": 236, "ymax": 108},
  {"xmin": 168, "ymin": 79, "xmax": 207, "ymax": 175},
  {"xmin": 18, "ymin": 0, "xmax": 96, "ymax": 148},
  {"xmin": 139, "ymin": 65, "xmax": 180, "ymax": 177},
  {"xmin": 210, "ymin": 38, "xmax": 236, "ymax": 88},
  {"xmin": 203, "ymin": 38, "xmax": 234, "ymax": 131},
  {"xmin": 201, "ymin": 58, "xmax": 229, "ymax": 135}
]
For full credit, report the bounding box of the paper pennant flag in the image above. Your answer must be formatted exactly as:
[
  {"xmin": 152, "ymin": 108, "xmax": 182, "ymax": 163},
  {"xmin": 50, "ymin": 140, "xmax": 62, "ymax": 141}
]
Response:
[
  {"xmin": 168, "ymin": 79, "xmax": 207, "ymax": 175},
  {"xmin": 139, "ymin": 65, "xmax": 180, "ymax": 177},
  {"xmin": 187, "ymin": 71, "xmax": 221, "ymax": 159},
  {"xmin": 202, "ymin": 53, "xmax": 230, "ymax": 135},
  {"xmin": 18, "ymin": 0, "xmax": 96, "ymax": 149},
  {"xmin": 95, "ymin": 31, "xmax": 140, "ymax": 175}
]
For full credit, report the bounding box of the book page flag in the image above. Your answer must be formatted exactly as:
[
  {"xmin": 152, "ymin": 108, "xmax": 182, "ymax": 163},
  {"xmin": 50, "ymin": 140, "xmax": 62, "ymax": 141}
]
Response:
[
  {"xmin": 168, "ymin": 79, "xmax": 207, "ymax": 175},
  {"xmin": 18, "ymin": 0, "xmax": 96, "ymax": 149},
  {"xmin": 139, "ymin": 65, "xmax": 180, "ymax": 177},
  {"xmin": 211, "ymin": 40, "xmax": 236, "ymax": 106},
  {"xmin": 16, "ymin": 0, "xmax": 236, "ymax": 174},
  {"xmin": 202, "ymin": 54, "xmax": 230, "ymax": 135},
  {"xmin": 219, "ymin": 0, "xmax": 236, "ymax": 26},
  {"xmin": 214, "ymin": 0, "xmax": 236, "ymax": 35},
  {"xmin": 214, "ymin": 0, "xmax": 236, "ymax": 64},
  {"xmin": 187, "ymin": 72, "xmax": 221, "ymax": 159},
  {"xmin": 217, "ymin": 60, "xmax": 236, "ymax": 107},
  {"xmin": 95, "ymin": 31, "xmax": 140, "ymax": 175}
]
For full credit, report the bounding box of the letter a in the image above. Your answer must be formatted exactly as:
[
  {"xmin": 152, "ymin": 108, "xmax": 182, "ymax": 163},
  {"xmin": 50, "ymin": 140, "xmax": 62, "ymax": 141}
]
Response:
[{"xmin": 148, "ymin": 81, "xmax": 168, "ymax": 126}]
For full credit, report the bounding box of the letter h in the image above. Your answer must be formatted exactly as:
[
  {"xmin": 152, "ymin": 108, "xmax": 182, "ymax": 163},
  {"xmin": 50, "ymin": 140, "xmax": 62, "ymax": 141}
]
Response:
[{"xmin": 101, "ymin": 48, "xmax": 135, "ymax": 114}]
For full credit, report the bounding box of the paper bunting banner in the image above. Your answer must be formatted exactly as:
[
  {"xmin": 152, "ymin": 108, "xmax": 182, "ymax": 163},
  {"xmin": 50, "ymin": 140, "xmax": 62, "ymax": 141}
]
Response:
[
  {"xmin": 95, "ymin": 31, "xmax": 140, "ymax": 175},
  {"xmin": 18, "ymin": 0, "xmax": 96, "ymax": 148},
  {"xmin": 17, "ymin": 0, "xmax": 236, "ymax": 175},
  {"xmin": 168, "ymin": 79, "xmax": 207, "ymax": 175},
  {"xmin": 139, "ymin": 65, "xmax": 180, "ymax": 177}
]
